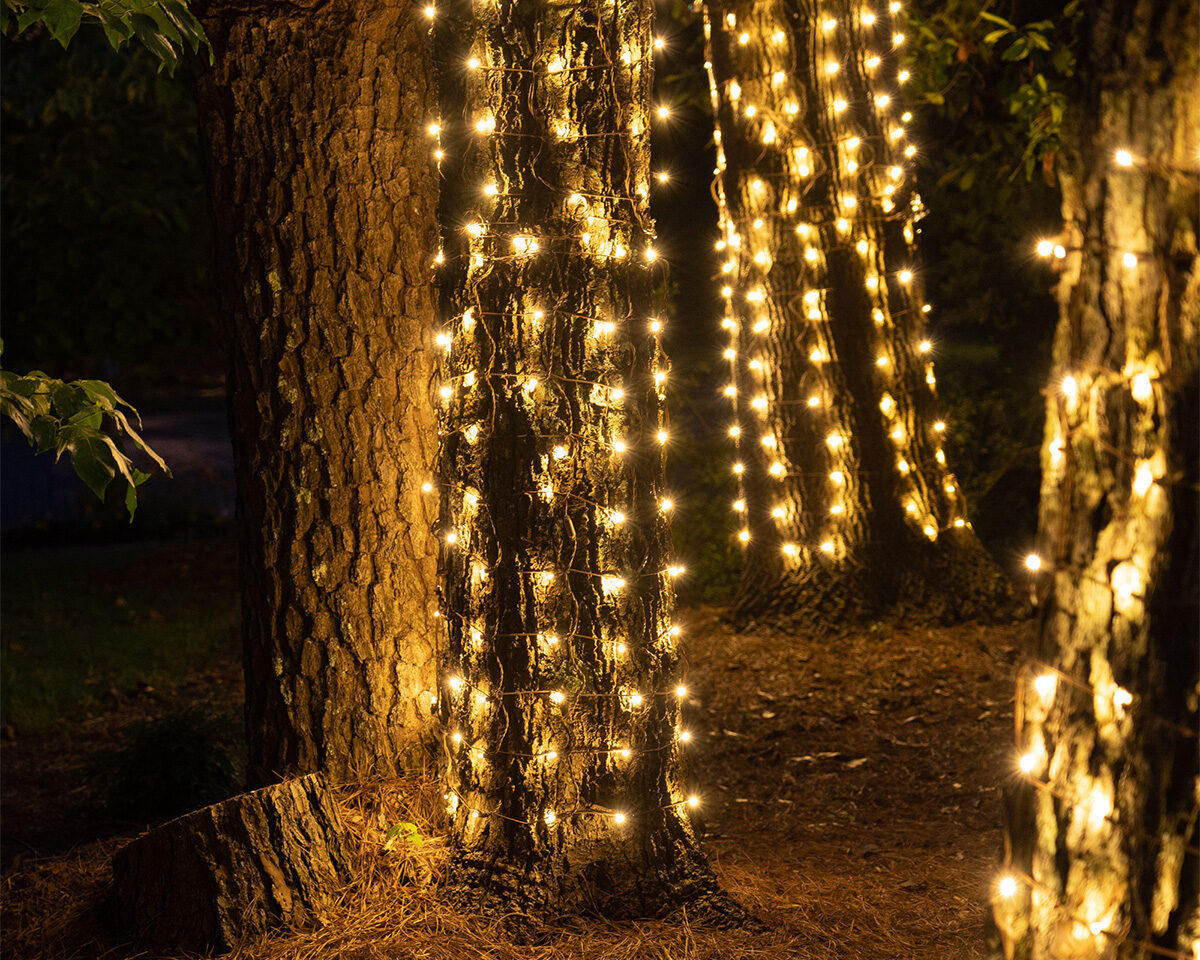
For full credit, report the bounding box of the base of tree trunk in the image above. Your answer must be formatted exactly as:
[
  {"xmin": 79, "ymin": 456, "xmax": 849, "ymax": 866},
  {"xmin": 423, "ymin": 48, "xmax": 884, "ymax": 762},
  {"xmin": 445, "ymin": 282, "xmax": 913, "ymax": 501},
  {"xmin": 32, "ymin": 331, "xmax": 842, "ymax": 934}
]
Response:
[
  {"xmin": 734, "ymin": 530, "xmax": 1020, "ymax": 632},
  {"xmin": 111, "ymin": 773, "xmax": 352, "ymax": 954},
  {"xmin": 443, "ymin": 844, "xmax": 759, "ymax": 930}
]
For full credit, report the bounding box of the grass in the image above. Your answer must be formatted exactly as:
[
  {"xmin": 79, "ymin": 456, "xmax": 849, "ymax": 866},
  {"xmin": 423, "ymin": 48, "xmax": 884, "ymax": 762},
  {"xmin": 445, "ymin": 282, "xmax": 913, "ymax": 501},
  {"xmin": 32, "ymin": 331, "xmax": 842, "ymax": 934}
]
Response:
[{"xmin": 0, "ymin": 536, "xmax": 239, "ymax": 733}]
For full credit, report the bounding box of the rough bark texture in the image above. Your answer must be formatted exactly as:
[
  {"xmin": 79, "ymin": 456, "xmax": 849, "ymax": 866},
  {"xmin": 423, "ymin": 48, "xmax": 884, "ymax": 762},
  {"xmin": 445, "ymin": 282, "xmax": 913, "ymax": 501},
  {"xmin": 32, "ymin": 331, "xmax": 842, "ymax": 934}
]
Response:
[
  {"xmin": 995, "ymin": 1, "xmax": 1199, "ymax": 957},
  {"xmin": 111, "ymin": 774, "xmax": 351, "ymax": 954},
  {"xmin": 431, "ymin": 0, "xmax": 738, "ymax": 920},
  {"xmin": 193, "ymin": 0, "xmax": 440, "ymax": 785},
  {"xmin": 703, "ymin": 0, "xmax": 1012, "ymax": 630}
]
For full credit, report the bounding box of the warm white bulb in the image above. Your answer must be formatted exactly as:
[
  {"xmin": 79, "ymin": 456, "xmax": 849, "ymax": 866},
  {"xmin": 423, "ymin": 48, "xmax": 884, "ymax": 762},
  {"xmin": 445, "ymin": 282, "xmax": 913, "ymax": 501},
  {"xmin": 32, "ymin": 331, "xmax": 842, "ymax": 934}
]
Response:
[
  {"xmin": 1122, "ymin": 251, "xmax": 1137, "ymax": 269},
  {"xmin": 1114, "ymin": 149, "xmax": 1134, "ymax": 167},
  {"xmin": 1024, "ymin": 554, "xmax": 1042, "ymax": 572},
  {"xmin": 998, "ymin": 875, "xmax": 1019, "ymax": 898}
]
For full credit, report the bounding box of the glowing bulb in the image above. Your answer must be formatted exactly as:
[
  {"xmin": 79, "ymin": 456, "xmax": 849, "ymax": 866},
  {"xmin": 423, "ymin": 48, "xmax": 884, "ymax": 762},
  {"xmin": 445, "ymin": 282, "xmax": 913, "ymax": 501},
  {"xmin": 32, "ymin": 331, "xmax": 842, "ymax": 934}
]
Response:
[
  {"xmin": 738, "ymin": 31, "xmax": 749, "ymax": 44},
  {"xmin": 892, "ymin": 31, "xmax": 905, "ymax": 45},
  {"xmin": 1133, "ymin": 462, "xmax": 1155, "ymax": 496},
  {"xmin": 1122, "ymin": 251, "xmax": 1137, "ymax": 268},
  {"xmin": 675, "ymin": 685, "xmax": 687, "ymax": 698},
  {"xmin": 1061, "ymin": 375, "xmax": 1078, "ymax": 400},
  {"xmin": 733, "ymin": 462, "xmax": 744, "ymax": 475},
  {"xmin": 738, "ymin": 528, "xmax": 750, "ymax": 543},
  {"xmin": 688, "ymin": 795, "xmax": 700, "ymax": 808},
  {"xmin": 550, "ymin": 690, "xmax": 565, "ymax": 704},
  {"xmin": 919, "ymin": 340, "xmax": 932, "ymax": 353},
  {"xmin": 610, "ymin": 511, "xmax": 626, "ymax": 525},
  {"xmin": 861, "ymin": 11, "xmax": 876, "ymax": 25},
  {"xmin": 820, "ymin": 540, "xmax": 835, "ymax": 555},
  {"xmin": 823, "ymin": 16, "xmax": 837, "ymax": 30},
  {"xmin": 424, "ymin": 4, "xmax": 436, "ymax": 16},
  {"xmin": 660, "ymin": 498, "xmax": 674, "ymax": 512},
  {"xmin": 933, "ymin": 421, "xmax": 946, "ymax": 433},
  {"xmin": 654, "ymin": 35, "xmax": 665, "ymax": 49},
  {"xmin": 1024, "ymin": 554, "xmax": 1042, "ymax": 572},
  {"xmin": 678, "ymin": 729, "xmax": 692, "ymax": 743},
  {"xmin": 1131, "ymin": 372, "xmax": 1153, "ymax": 402},
  {"xmin": 898, "ymin": 269, "xmax": 913, "ymax": 284},
  {"xmin": 614, "ymin": 812, "xmax": 627, "ymax": 824},
  {"xmin": 421, "ymin": 482, "xmax": 433, "ymax": 493},
  {"xmin": 898, "ymin": 69, "xmax": 910, "ymax": 83},
  {"xmin": 613, "ymin": 439, "xmax": 627, "ymax": 454},
  {"xmin": 833, "ymin": 98, "xmax": 848, "ymax": 113},
  {"xmin": 733, "ymin": 499, "xmax": 745, "ymax": 512},
  {"xmin": 656, "ymin": 105, "xmax": 671, "ymax": 119},
  {"xmin": 1018, "ymin": 751, "xmax": 1038, "ymax": 774},
  {"xmin": 656, "ymin": 171, "xmax": 670, "ymax": 183},
  {"xmin": 998, "ymin": 876, "xmax": 1019, "ymax": 898},
  {"xmin": 657, "ymin": 429, "xmax": 669, "ymax": 445},
  {"xmin": 467, "ymin": 56, "xmax": 481, "ymax": 69},
  {"xmin": 629, "ymin": 692, "xmax": 643, "ymax": 707},
  {"xmin": 1114, "ymin": 149, "xmax": 1134, "ymax": 167},
  {"xmin": 826, "ymin": 61, "xmax": 840, "ymax": 75}
]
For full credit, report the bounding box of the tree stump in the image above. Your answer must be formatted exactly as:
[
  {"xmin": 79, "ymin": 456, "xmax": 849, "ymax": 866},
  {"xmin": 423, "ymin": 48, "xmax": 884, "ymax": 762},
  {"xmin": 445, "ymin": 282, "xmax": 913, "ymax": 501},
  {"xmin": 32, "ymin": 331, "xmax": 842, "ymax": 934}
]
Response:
[{"xmin": 111, "ymin": 773, "xmax": 352, "ymax": 953}]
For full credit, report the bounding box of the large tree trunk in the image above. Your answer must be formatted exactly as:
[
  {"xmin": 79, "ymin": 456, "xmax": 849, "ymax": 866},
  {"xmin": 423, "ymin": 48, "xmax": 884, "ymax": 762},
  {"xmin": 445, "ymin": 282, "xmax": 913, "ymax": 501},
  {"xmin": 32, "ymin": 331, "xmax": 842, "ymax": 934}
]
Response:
[
  {"xmin": 431, "ymin": 0, "xmax": 738, "ymax": 920},
  {"xmin": 995, "ymin": 1, "xmax": 1199, "ymax": 956},
  {"xmin": 193, "ymin": 0, "xmax": 440, "ymax": 785},
  {"xmin": 702, "ymin": 0, "xmax": 1011, "ymax": 629}
]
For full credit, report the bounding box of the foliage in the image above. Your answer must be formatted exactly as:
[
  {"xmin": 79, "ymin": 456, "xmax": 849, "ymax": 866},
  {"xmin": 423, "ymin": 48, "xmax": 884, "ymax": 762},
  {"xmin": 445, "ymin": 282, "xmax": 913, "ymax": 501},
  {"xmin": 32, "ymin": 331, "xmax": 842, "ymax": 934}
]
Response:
[
  {"xmin": 105, "ymin": 706, "xmax": 244, "ymax": 820},
  {"xmin": 907, "ymin": 0, "xmax": 1082, "ymax": 184},
  {"xmin": 1, "ymin": 356, "xmax": 169, "ymax": 518},
  {"xmin": 1, "ymin": 0, "xmax": 209, "ymax": 73},
  {"xmin": 2, "ymin": 27, "xmax": 217, "ymax": 387}
]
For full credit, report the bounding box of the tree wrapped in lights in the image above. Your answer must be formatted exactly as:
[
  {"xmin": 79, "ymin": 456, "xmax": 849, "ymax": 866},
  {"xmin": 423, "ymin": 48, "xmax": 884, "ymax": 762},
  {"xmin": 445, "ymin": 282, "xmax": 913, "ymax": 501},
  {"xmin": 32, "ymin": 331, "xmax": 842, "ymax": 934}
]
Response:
[
  {"xmin": 701, "ymin": 0, "xmax": 1011, "ymax": 626},
  {"xmin": 430, "ymin": 0, "xmax": 733, "ymax": 916},
  {"xmin": 996, "ymin": 0, "xmax": 1199, "ymax": 955}
]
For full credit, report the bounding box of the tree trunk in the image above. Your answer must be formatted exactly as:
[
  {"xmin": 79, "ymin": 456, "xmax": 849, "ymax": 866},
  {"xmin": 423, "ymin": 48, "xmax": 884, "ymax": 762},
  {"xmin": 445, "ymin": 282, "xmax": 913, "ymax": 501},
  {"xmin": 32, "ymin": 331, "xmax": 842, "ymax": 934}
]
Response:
[
  {"xmin": 111, "ymin": 774, "xmax": 351, "ymax": 954},
  {"xmin": 995, "ymin": 1, "xmax": 1199, "ymax": 956},
  {"xmin": 431, "ymin": 0, "xmax": 739, "ymax": 920},
  {"xmin": 193, "ymin": 0, "xmax": 440, "ymax": 785},
  {"xmin": 702, "ymin": 0, "xmax": 1012, "ymax": 629}
]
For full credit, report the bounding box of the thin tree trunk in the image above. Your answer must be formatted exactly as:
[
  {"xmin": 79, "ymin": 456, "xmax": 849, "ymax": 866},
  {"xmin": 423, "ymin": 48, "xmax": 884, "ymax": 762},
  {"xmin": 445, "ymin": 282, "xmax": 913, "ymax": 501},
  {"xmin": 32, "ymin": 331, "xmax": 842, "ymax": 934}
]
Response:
[
  {"xmin": 996, "ymin": 0, "xmax": 1199, "ymax": 956},
  {"xmin": 193, "ymin": 0, "xmax": 440, "ymax": 785},
  {"xmin": 703, "ymin": 0, "xmax": 1011, "ymax": 629},
  {"xmin": 431, "ymin": 0, "xmax": 739, "ymax": 919}
]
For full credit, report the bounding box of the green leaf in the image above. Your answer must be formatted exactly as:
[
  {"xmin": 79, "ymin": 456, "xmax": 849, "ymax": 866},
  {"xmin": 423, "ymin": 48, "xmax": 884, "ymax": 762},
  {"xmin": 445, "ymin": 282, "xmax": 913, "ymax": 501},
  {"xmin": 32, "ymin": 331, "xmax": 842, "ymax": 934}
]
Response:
[
  {"xmin": 129, "ymin": 11, "xmax": 178, "ymax": 70},
  {"xmin": 979, "ymin": 11, "xmax": 1016, "ymax": 28},
  {"xmin": 56, "ymin": 424, "xmax": 118, "ymax": 501},
  {"xmin": 41, "ymin": 0, "xmax": 83, "ymax": 46},
  {"xmin": 983, "ymin": 28, "xmax": 1011, "ymax": 45}
]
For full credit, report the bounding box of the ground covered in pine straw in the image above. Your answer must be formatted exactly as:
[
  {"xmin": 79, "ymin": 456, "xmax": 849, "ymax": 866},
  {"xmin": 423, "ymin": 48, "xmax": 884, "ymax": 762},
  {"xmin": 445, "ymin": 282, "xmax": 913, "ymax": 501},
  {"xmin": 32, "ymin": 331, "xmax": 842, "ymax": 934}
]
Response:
[{"xmin": 2, "ymin": 609, "xmax": 1029, "ymax": 959}]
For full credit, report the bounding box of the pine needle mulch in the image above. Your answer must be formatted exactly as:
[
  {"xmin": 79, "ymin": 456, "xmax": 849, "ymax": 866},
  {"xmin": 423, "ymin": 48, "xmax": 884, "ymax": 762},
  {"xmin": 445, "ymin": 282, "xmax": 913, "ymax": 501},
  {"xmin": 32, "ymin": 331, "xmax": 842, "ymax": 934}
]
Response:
[{"xmin": 2, "ymin": 611, "xmax": 1030, "ymax": 959}]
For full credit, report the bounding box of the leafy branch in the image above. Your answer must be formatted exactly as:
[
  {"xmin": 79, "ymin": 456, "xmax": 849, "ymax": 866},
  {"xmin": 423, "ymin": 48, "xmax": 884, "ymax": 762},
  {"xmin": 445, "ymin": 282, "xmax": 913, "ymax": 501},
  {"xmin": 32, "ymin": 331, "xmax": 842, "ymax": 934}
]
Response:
[
  {"xmin": 1, "ymin": 361, "xmax": 170, "ymax": 520},
  {"xmin": 2, "ymin": 0, "xmax": 210, "ymax": 74}
]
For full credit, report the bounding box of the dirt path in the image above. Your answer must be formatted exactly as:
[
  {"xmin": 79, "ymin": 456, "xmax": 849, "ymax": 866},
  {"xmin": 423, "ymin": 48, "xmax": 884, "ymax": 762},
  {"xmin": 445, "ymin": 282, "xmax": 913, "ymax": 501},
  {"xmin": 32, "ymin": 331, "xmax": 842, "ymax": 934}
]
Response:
[
  {"xmin": 2, "ymin": 612, "xmax": 1028, "ymax": 959},
  {"xmin": 687, "ymin": 610, "xmax": 1027, "ymax": 958}
]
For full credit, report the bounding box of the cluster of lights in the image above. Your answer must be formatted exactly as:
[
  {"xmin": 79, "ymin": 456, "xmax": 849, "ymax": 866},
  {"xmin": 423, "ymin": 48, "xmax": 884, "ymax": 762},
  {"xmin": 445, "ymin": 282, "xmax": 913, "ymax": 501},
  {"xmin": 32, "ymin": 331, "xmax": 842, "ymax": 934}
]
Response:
[
  {"xmin": 424, "ymin": 5, "xmax": 705, "ymax": 842},
  {"xmin": 1035, "ymin": 148, "xmax": 1150, "ymax": 270},
  {"xmin": 702, "ymin": 0, "xmax": 967, "ymax": 564}
]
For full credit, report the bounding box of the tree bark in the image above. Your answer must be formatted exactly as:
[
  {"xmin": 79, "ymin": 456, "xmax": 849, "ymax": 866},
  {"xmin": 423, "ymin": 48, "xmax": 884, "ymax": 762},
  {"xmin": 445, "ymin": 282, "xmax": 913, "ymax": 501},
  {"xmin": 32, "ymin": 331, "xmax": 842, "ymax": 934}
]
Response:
[
  {"xmin": 111, "ymin": 774, "xmax": 351, "ymax": 954},
  {"xmin": 431, "ymin": 0, "xmax": 739, "ymax": 920},
  {"xmin": 702, "ymin": 0, "xmax": 1012, "ymax": 629},
  {"xmin": 193, "ymin": 0, "xmax": 440, "ymax": 785},
  {"xmin": 995, "ymin": 1, "xmax": 1199, "ymax": 956}
]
